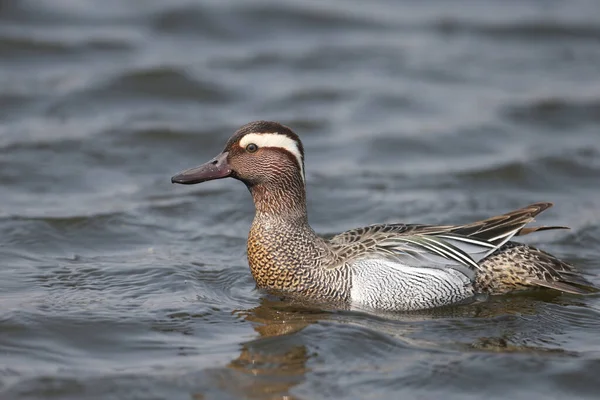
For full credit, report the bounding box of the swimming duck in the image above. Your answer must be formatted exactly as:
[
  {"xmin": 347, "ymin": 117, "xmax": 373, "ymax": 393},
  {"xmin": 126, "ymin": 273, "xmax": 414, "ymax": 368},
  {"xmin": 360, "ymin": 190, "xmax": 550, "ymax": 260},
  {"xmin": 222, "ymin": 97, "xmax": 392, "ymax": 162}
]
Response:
[{"xmin": 171, "ymin": 121, "xmax": 597, "ymax": 311}]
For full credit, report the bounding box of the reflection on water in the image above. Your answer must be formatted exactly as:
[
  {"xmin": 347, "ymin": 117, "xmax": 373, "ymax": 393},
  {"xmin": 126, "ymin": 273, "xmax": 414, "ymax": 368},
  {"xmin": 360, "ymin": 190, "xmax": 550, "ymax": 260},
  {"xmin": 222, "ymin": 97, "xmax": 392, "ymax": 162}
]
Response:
[
  {"xmin": 215, "ymin": 291, "xmax": 587, "ymax": 398},
  {"xmin": 226, "ymin": 300, "xmax": 322, "ymax": 399}
]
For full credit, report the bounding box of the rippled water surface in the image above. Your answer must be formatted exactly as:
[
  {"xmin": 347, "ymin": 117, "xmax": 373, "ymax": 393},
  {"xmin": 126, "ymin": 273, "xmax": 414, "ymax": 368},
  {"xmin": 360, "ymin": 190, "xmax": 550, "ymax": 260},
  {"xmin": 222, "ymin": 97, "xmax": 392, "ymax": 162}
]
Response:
[{"xmin": 2, "ymin": 1, "xmax": 600, "ymax": 399}]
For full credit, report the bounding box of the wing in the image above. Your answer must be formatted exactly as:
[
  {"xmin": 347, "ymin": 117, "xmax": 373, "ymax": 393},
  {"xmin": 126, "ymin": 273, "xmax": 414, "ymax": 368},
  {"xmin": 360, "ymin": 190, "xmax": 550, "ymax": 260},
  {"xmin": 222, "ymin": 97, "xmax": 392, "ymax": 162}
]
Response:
[
  {"xmin": 329, "ymin": 223, "xmax": 452, "ymax": 245},
  {"xmin": 331, "ymin": 231, "xmax": 491, "ymax": 279},
  {"xmin": 328, "ymin": 202, "xmax": 563, "ymax": 277}
]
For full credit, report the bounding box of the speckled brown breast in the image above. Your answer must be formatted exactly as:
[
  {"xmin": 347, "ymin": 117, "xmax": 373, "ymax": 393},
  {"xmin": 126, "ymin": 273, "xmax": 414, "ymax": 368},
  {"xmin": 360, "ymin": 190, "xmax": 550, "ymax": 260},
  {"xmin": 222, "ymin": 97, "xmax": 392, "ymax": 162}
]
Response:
[{"xmin": 247, "ymin": 218, "xmax": 350, "ymax": 303}]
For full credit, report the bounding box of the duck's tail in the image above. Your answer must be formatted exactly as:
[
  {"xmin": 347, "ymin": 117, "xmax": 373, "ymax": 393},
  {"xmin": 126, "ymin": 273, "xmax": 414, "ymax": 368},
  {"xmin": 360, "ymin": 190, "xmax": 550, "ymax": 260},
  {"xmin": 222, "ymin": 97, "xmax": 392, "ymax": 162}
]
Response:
[
  {"xmin": 475, "ymin": 241, "xmax": 598, "ymax": 295},
  {"xmin": 516, "ymin": 225, "xmax": 570, "ymax": 236},
  {"xmin": 451, "ymin": 202, "xmax": 559, "ymax": 244},
  {"xmin": 458, "ymin": 202, "xmax": 598, "ymax": 295}
]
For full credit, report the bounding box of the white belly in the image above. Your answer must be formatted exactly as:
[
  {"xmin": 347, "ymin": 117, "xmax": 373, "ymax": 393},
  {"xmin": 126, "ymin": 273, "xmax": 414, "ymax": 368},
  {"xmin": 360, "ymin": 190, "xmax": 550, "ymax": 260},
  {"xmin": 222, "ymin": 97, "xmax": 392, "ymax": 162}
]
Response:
[{"xmin": 349, "ymin": 258, "xmax": 475, "ymax": 311}]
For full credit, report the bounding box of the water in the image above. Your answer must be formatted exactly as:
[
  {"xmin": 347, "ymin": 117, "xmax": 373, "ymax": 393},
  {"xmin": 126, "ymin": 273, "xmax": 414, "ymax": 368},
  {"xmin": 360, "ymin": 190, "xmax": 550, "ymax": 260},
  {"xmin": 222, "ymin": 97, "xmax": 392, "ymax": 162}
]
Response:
[{"xmin": 2, "ymin": 0, "xmax": 600, "ymax": 398}]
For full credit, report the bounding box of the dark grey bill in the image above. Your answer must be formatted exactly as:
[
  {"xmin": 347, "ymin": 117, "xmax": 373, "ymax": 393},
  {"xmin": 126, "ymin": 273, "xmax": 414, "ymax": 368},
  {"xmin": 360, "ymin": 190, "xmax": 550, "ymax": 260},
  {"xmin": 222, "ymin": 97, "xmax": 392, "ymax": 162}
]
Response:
[{"xmin": 171, "ymin": 152, "xmax": 231, "ymax": 185}]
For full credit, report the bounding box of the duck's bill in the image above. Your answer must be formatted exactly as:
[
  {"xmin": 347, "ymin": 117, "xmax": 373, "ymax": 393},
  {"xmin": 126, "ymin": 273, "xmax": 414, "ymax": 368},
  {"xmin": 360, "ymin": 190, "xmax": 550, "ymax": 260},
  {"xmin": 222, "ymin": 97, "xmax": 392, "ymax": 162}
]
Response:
[{"xmin": 171, "ymin": 152, "xmax": 232, "ymax": 185}]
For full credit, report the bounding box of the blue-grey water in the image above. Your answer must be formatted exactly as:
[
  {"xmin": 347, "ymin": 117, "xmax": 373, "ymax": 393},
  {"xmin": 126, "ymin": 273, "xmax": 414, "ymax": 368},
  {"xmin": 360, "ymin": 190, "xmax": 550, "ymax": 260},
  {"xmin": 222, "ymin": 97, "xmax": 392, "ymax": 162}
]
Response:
[{"xmin": 2, "ymin": 1, "xmax": 600, "ymax": 399}]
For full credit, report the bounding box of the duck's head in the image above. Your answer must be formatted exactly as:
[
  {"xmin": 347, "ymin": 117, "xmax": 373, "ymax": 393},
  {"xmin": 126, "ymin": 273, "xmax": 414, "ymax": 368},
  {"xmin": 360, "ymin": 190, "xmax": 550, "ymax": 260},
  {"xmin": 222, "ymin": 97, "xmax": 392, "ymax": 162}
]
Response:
[{"xmin": 171, "ymin": 121, "xmax": 305, "ymax": 192}]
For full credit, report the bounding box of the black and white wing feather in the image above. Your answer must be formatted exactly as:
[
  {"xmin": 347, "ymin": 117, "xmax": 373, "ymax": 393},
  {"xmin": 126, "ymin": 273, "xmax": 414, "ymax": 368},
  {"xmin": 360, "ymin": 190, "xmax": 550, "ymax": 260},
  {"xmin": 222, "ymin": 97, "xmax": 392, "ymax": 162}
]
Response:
[{"xmin": 329, "ymin": 202, "xmax": 561, "ymax": 278}]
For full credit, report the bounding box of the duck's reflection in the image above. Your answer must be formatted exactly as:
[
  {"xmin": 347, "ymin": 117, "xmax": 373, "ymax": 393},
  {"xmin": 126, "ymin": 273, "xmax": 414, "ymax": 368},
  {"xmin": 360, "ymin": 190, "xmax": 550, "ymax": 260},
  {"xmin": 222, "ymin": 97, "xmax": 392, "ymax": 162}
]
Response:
[
  {"xmin": 208, "ymin": 291, "xmax": 582, "ymax": 399},
  {"xmin": 223, "ymin": 297, "xmax": 327, "ymax": 400}
]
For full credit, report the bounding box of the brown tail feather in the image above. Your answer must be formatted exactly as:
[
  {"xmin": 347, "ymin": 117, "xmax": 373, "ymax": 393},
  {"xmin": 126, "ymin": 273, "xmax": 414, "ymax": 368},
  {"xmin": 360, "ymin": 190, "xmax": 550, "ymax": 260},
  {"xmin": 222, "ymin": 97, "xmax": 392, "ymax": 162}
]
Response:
[
  {"xmin": 526, "ymin": 278, "xmax": 598, "ymax": 295},
  {"xmin": 452, "ymin": 202, "xmax": 555, "ymax": 246},
  {"xmin": 517, "ymin": 225, "xmax": 570, "ymax": 236}
]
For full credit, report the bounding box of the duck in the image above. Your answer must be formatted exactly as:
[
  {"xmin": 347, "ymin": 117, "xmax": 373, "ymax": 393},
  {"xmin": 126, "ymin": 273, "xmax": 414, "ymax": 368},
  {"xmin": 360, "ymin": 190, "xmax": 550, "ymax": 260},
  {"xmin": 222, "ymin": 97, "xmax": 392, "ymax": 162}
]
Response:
[{"xmin": 171, "ymin": 121, "xmax": 597, "ymax": 311}]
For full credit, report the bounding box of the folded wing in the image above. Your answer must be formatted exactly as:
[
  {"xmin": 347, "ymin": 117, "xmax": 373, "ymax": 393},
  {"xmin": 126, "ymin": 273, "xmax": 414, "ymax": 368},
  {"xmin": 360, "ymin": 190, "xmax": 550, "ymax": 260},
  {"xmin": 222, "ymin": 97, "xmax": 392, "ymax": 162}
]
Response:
[{"xmin": 330, "ymin": 202, "xmax": 561, "ymax": 278}]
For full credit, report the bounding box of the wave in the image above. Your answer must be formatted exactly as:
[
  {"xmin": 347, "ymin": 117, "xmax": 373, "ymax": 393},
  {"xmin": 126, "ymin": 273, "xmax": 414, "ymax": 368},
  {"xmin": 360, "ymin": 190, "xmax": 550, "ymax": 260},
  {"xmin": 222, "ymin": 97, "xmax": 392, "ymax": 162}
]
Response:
[
  {"xmin": 505, "ymin": 97, "xmax": 600, "ymax": 127},
  {"xmin": 434, "ymin": 19, "xmax": 600, "ymax": 42}
]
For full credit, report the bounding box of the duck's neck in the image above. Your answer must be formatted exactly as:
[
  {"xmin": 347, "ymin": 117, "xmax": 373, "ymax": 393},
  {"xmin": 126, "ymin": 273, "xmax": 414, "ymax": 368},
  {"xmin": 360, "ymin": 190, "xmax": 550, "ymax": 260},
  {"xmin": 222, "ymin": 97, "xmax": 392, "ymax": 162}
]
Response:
[
  {"xmin": 249, "ymin": 180, "xmax": 309, "ymax": 226},
  {"xmin": 246, "ymin": 179, "xmax": 331, "ymax": 290}
]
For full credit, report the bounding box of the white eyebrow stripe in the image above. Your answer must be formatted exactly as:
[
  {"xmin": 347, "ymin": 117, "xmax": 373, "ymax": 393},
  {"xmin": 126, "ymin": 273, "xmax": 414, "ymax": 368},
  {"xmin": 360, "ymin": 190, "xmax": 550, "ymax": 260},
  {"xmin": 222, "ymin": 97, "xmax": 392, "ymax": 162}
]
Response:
[{"xmin": 239, "ymin": 133, "xmax": 305, "ymax": 182}]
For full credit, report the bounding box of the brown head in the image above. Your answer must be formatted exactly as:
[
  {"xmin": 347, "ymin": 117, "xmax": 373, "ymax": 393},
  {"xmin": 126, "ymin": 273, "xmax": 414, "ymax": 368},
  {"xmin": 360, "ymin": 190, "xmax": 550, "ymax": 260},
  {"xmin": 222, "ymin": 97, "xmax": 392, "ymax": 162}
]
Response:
[{"xmin": 171, "ymin": 121, "xmax": 307, "ymax": 216}]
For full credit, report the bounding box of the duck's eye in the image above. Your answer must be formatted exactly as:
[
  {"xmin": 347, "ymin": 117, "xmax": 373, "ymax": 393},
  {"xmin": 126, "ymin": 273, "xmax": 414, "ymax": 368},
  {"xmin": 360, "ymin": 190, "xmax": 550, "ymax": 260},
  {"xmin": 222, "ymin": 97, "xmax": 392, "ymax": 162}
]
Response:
[{"xmin": 246, "ymin": 143, "xmax": 258, "ymax": 153}]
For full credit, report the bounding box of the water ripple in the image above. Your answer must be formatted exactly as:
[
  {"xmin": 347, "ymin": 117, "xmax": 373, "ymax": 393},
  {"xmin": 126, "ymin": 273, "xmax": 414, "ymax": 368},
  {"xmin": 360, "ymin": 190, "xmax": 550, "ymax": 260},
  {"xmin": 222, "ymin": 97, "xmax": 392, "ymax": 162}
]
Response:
[
  {"xmin": 506, "ymin": 96, "xmax": 600, "ymax": 128},
  {"xmin": 436, "ymin": 19, "xmax": 600, "ymax": 41},
  {"xmin": 90, "ymin": 67, "xmax": 234, "ymax": 102},
  {"xmin": 0, "ymin": 34, "xmax": 131, "ymax": 57}
]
